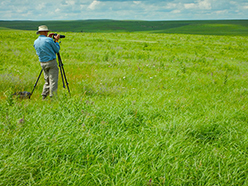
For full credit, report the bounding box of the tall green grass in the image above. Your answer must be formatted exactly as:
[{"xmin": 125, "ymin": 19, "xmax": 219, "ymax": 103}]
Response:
[{"xmin": 0, "ymin": 30, "xmax": 248, "ymax": 185}]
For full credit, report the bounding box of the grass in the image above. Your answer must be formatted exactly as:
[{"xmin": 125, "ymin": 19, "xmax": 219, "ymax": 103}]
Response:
[
  {"xmin": 0, "ymin": 29, "xmax": 248, "ymax": 185},
  {"xmin": 0, "ymin": 19, "xmax": 248, "ymax": 35}
]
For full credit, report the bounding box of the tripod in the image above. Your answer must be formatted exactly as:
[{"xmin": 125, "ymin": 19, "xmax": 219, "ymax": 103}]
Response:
[
  {"xmin": 57, "ymin": 52, "xmax": 70, "ymax": 96},
  {"xmin": 29, "ymin": 52, "xmax": 70, "ymax": 99}
]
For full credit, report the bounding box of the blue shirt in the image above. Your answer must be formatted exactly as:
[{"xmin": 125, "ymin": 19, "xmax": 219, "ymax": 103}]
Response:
[{"xmin": 34, "ymin": 35, "xmax": 60, "ymax": 62}]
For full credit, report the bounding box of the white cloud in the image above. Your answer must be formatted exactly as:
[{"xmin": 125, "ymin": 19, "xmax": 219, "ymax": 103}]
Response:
[
  {"xmin": 36, "ymin": 3, "xmax": 46, "ymax": 10},
  {"xmin": 215, "ymin": 10, "xmax": 228, "ymax": 14},
  {"xmin": 80, "ymin": 4, "xmax": 87, "ymax": 10},
  {"xmin": 133, "ymin": 1, "xmax": 141, "ymax": 5},
  {"xmin": 166, "ymin": 3, "xmax": 178, "ymax": 9},
  {"xmin": 88, "ymin": 0, "xmax": 100, "ymax": 10},
  {"xmin": 184, "ymin": 3, "xmax": 196, "ymax": 9},
  {"xmin": 243, "ymin": 3, "xmax": 248, "ymax": 9},
  {"xmin": 184, "ymin": 0, "xmax": 211, "ymax": 10},
  {"xmin": 172, "ymin": 10, "xmax": 181, "ymax": 13},
  {"xmin": 198, "ymin": 0, "xmax": 211, "ymax": 10},
  {"xmin": 66, "ymin": 0, "xmax": 75, "ymax": 6}
]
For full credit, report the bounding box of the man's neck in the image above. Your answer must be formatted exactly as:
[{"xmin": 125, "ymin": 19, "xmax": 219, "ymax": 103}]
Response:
[{"xmin": 39, "ymin": 31, "xmax": 48, "ymax": 37}]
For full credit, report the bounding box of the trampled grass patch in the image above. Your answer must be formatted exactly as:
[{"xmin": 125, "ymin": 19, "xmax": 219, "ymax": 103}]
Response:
[{"xmin": 0, "ymin": 29, "xmax": 248, "ymax": 185}]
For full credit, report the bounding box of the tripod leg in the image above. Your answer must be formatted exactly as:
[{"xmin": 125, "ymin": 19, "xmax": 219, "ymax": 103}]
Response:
[
  {"xmin": 57, "ymin": 53, "xmax": 71, "ymax": 96},
  {"xmin": 57, "ymin": 54, "xmax": 65, "ymax": 88},
  {"xmin": 61, "ymin": 65, "xmax": 71, "ymax": 95},
  {"xmin": 29, "ymin": 69, "xmax": 43, "ymax": 99}
]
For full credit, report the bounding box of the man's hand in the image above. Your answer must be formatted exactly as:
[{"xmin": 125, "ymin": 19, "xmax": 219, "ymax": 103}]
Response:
[
  {"xmin": 48, "ymin": 33, "xmax": 60, "ymax": 42},
  {"xmin": 54, "ymin": 34, "xmax": 60, "ymax": 41},
  {"xmin": 48, "ymin": 33, "xmax": 55, "ymax": 38}
]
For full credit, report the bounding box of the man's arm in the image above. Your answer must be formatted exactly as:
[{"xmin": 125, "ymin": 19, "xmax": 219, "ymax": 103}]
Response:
[
  {"xmin": 48, "ymin": 33, "xmax": 61, "ymax": 53},
  {"xmin": 49, "ymin": 38, "xmax": 60, "ymax": 54}
]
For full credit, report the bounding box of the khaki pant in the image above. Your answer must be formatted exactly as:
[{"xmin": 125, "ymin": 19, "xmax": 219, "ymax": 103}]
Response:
[{"xmin": 40, "ymin": 59, "xmax": 58, "ymax": 97}]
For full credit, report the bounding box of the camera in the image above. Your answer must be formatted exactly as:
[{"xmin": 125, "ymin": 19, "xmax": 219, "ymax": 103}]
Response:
[{"xmin": 53, "ymin": 33, "xmax": 65, "ymax": 39}]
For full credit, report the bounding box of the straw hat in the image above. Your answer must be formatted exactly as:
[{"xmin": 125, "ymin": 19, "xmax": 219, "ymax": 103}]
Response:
[{"xmin": 36, "ymin": 25, "xmax": 50, "ymax": 34}]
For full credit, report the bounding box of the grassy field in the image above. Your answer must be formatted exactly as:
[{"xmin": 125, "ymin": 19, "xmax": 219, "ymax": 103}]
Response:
[
  {"xmin": 1, "ymin": 19, "xmax": 248, "ymax": 35},
  {"xmin": 0, "ymin": 26, "xmax": 248, "ymax": 185}
]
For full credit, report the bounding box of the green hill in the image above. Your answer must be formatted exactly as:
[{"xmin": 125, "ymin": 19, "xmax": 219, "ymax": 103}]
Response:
[{"xmin": 0, "ymin": 19, "xmax": 248, "ymax": 35}]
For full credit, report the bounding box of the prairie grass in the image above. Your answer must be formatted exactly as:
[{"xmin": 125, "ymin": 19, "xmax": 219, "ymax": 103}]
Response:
[
  {"xmin": 0, "ymin": 29, "xmax": 248, "ymax": 185},
  {"xmin": 1, "ymin": 20, "xmax": 248, "ymax": 35}
]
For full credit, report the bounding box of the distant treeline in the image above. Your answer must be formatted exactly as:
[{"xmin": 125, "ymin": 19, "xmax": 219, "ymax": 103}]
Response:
[{"xmin": 0, "ymin": 19, "xmax": 248, "ymax": 35}]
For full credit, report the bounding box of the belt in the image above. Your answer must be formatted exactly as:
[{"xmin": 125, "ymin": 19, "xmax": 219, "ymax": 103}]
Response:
[{"xmin": 41, "ymin": 59, "xmax": 56, "ymax": 63}]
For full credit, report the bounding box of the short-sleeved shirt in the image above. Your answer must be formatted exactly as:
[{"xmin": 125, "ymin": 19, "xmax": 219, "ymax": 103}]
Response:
[{"xmin": 34, "ymin": 35, "xmax": 60, "ymax": 62}]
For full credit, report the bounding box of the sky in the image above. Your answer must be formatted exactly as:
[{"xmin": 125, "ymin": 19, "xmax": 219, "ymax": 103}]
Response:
[{"xmin": 0, "ymin": 0, "xmax": 248, "ymax": 21}]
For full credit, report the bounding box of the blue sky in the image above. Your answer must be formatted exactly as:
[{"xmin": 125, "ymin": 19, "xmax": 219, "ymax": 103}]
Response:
[{"xmin": 1, "ymin": 0, "xmax": 248, "ymax": 20}]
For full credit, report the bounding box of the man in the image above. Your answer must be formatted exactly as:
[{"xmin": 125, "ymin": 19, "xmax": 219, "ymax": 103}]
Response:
[{"xmin": 33, "ymin": 25, "xmax": 60, "ymax": 100}]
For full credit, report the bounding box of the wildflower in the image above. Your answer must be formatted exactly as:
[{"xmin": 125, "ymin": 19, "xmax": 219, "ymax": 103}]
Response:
[{"xmin": 19, "ymin": 116, "xmax": 25, "ymax": 124}]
